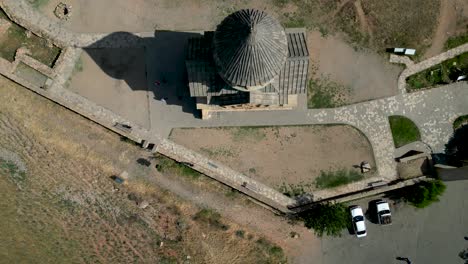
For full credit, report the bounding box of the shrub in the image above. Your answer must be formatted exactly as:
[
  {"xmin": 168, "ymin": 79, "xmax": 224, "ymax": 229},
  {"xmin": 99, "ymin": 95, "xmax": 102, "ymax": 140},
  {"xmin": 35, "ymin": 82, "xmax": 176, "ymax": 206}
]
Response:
[
  {"xmin": 193, "ymin": 208, "xmax": 229, "ymax": 231},
  {"xmin": 391, "ymin": 180, "xmax": 446, "ymax": 208},
  {"xmin": 299, "ymin": 203, "xmax": 348, "ymax": 237},
  {"xmin": 235, "ymin": 230, "xmax": 245, "ymax": 238},
  {"xmin": 154, "ymin": 154, "xmax": 201, "ymax": 179}
]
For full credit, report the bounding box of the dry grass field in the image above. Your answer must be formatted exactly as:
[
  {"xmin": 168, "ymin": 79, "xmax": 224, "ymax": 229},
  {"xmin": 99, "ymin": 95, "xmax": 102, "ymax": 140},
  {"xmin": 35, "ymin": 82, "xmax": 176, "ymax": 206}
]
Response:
[{"xmin": 0, "ymin": 76, "xmax": 286, "ymax": 263}]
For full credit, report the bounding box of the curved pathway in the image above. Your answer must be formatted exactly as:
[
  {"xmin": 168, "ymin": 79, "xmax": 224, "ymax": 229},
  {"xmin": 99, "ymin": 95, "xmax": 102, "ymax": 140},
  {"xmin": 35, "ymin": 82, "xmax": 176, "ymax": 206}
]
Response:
[{"xmin": 1, "ymin": 0, "xmax": 468, "ymax": 211}]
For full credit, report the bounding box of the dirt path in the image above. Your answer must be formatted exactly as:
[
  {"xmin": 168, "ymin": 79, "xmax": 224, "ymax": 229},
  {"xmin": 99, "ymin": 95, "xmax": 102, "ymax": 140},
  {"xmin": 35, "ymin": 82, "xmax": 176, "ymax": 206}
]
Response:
[
  {"xmin": 424, "ymin": 0, "xmax": 457, "ymax": 58},
  {"xmin": 331, "ymin": 0, "xmax": 354, "ymax": 18},
  {"xmin": 354, "ymin": 0, "xmax": 373, "ymax": 44}
]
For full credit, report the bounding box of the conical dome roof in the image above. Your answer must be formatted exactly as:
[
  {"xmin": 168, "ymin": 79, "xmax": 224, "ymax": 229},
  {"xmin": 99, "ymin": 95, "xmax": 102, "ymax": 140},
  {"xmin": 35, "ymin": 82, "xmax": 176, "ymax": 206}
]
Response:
[{"xmin": 213, "ymin": 9, "xmax": 287, "ymax": 91}]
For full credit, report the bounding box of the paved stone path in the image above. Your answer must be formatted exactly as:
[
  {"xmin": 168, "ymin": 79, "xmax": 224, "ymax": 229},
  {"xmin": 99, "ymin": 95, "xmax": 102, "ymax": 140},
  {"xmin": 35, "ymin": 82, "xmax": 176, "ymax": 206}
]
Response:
[{"xmin": 1, "ymin": 0, "xmax": 468, "ymax": 212}]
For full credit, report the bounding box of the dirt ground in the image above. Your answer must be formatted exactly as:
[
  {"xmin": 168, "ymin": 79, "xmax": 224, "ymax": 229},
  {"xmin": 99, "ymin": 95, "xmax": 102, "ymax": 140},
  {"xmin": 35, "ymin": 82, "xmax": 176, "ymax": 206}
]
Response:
[
  {"xmin": 0, "ymin": 75, "xmax": 298, "ymax": 263},
  {"xmin": 170, "ymin": 126, "xmax": 375, "ymax": 192},
  {"xmin": 308, "ymin": 31, "xmax": 401, "ymax": 103},
  {"xmin": 424, "ymin": 0, "xmax": 468, "ymax": 58},
  {"xmin": 38, "ymin": 0, "xmax": 442, "ymax": 104},
  {"xmin": 69, "ymin": 48, "xmax": 151, "ymax": 129}
]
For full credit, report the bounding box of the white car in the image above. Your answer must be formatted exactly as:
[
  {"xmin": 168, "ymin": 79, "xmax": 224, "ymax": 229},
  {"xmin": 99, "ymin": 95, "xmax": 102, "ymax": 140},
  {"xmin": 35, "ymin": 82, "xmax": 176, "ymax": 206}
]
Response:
[{"xmin": 350, "ymin": 206, "xmax": 367, "ymax": 238}]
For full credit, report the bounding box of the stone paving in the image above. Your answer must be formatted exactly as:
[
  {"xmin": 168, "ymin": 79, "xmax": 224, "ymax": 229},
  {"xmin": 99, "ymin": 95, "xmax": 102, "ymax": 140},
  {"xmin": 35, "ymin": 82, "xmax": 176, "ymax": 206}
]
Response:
[{"xmin": 1, "ymin": 0, "xmax": 468, "ymax": 212}]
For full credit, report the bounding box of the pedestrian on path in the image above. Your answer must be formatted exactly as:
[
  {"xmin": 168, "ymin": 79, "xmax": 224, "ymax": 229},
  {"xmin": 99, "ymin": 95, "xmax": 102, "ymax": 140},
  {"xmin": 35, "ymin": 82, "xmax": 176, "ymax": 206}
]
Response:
[{"xmin": 396, "ymin": 256, "xmax": 412, "ymax": 264}]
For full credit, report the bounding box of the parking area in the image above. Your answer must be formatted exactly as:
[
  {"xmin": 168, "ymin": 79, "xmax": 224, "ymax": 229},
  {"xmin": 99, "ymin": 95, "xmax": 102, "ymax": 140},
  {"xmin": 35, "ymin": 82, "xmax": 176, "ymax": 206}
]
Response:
[{"xmin": 320, "ymin": 180, "xmax": 468, "ymax": 264}]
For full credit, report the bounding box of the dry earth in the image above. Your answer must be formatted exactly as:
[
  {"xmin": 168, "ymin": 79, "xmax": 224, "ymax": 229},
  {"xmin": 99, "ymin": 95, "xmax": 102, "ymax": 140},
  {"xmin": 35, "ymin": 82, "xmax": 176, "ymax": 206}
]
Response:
[
  {"xmin": 38, "ymin": 0, "xmax": 434, "ymax": 104},
  {"xmin": 424, "ymin": 0, "xmax": 468, "ymax": 58},
  {"xmin": 170, "ymin": 126, "xmax": 375, "ymax": 192}
]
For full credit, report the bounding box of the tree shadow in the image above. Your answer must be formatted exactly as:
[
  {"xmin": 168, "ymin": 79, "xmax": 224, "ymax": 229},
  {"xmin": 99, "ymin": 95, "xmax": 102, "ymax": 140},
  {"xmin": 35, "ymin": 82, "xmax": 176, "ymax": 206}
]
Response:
[
  {"xmin": 445, "ymin": 124, "xmax": 468, "ymax": 166},
  {"xmin": 83, "ymin": 31, "xmax": 203, "ymax": 117}
]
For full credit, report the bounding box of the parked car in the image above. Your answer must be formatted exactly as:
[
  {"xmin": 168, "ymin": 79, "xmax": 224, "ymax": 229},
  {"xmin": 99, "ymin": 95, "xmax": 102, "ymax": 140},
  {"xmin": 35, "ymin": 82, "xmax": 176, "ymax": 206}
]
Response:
[
  {"xmin": 350, "ymin": 206, "xmax": 367, "ymax": 238},
  {"xmin": 375, "ymin": 199, "xmax": 392, "ymax": 225}
]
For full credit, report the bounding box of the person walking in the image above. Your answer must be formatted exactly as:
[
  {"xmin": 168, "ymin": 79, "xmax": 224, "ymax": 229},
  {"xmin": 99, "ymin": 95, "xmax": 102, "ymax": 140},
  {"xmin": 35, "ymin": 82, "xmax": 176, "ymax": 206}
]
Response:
[{"xmin": 396, "ymin": 256, "xmax": 412, "ymax": 264}]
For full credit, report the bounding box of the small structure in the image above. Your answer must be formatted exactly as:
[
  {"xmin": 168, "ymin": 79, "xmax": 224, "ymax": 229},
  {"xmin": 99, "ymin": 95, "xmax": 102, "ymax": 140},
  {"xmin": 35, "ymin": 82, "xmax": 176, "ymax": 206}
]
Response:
[
  {"xmin": 393, "ymin": 48, "xmax": 416, "ymax": 56},
  {"xmin": 186, "ymin": 9, "xmax": 309, "ymax": 118},
  {"xmin": 54, "ymin": 3, "xmax": 72, "ymax": 20},
  {"xmin": 360, "ymin": 161, "xmax": 372, "ymax": 173}
]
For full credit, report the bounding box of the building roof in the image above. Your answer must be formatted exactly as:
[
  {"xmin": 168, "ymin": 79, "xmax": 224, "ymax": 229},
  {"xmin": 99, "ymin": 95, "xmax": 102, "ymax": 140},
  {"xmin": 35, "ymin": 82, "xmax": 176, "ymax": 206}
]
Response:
[
  {"xmin": 186, "ymin": 24, "xmax": 309, "ymax": 106},
  {"xmin": 213, "ymin": 9, "xmax": 288, "ymax": 90}
]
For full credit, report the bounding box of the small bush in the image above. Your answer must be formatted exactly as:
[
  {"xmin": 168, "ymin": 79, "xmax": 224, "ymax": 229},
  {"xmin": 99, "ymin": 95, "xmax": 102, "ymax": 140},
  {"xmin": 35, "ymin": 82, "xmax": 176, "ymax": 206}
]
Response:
[
  {"xmin": 193, "ymin": 208, "xmax": 229, "ymax": 231},
  {"xmin": 278, "ymin": 182, "xmax": 310, "ymax": 197},
  {"xmin": 255, "ymin": 238, "xmax": 286, "ymax": 261},
  {"xmin": 389, "ymin": 180, "xmax": 446, "ymax": 208},
  {"xmin": 388, "ymin": 116, "xmax": 421, "ymax": 147},
  {"xmin": 154, "ymin": 154, "xmax": 201, "ymax": 179},
  {"xmin": 315, "ymin": 169, "xmax": 363, "ymax": 189},
  {"xmin": 299, "ymin": 203, "xmax": 348, "ymax": 237},
  {"xmin": 235, "ymin": 230, "xmax": 245, "ymax": 238}
]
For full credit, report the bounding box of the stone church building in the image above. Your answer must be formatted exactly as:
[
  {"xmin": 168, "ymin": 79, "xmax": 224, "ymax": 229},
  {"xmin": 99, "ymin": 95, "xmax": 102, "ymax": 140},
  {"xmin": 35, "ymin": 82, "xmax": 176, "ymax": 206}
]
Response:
[{"xmin": 185, "ymin": 9, "xmax": 309, "ymax": 119}]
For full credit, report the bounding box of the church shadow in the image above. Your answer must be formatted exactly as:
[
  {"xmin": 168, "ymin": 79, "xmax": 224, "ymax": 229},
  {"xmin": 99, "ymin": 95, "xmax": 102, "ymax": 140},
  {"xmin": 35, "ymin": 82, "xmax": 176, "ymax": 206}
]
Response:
[{"xmin": 83, "ymin": 31, "xmax": 202, "ymax": 117}]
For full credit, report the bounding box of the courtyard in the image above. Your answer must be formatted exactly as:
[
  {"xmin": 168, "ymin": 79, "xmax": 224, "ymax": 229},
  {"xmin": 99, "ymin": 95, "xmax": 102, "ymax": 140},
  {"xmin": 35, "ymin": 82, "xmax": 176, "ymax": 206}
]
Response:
[{"xmin": 170, "ymin": 125, "xmax": 375, "ymax": 194}]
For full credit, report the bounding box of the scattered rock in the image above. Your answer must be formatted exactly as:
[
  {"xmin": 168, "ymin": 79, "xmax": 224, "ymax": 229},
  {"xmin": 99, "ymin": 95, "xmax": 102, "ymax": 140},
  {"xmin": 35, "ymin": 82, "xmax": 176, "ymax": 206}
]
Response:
[
  {"xmin": 138, "ymin": 200, "xmax": 149, "ymax": 209},
  {"xmin": 25, "ymin": 30, "xmax": 32, "ymax": 38},
  {"xmin": 119, "ymin": 171, "xmax": 129, "ymax": 180},
  {"xmin": 186, "ymin": 255, "xmax": 191, "ymax": 260}
]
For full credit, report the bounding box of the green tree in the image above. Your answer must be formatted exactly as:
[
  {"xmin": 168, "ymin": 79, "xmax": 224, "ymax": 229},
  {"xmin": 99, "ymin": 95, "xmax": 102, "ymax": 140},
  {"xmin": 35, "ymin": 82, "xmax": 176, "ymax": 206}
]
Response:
[
  {"xmin": 299, "ymin": 203, "xmax": 348, "ymax": 237},
  {"xmin": 403, "ymin": 180, "xmax": 446, "ymax": 208}
]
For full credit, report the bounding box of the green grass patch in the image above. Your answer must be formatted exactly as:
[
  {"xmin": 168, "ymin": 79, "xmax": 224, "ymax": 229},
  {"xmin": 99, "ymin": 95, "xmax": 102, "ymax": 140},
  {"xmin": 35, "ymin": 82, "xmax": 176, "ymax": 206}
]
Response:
[
  {"xmin": 0, "ymin": 17, "xmax": 61, "ymax": 67},
  {"xmin": 445, "ymin": 33, "xmax": 468, "ymax": 50},
  {"xmin": 307, "ymin": 76, "xmax": 350, "ymax": 108},
  {"xmin": 193, "ymin": 208, "xmax": 229, "ymax": 231},
  {"xmin": 299, "ymin": 202, "xmax": 348, "ymax": 237},
  {"xmin": 230, "ymin": 127, "xmax": 266, "ymax": 142},
  {"xmin": 0, "ymin": 158, "xmax": 26, "ymax": 186},
  {"xmin": 453, "ymin": 115, "xmax": 468, "ymax": 130},
  {"xmin": 154, "ymin": 154, "xmax": 202, "ymax": 180},
  {"xmin": 406, "ymin": 52, "xmax": 468, "ymax": 91},
  {"xmin": 314, "ymin": 168, "xmax": 363, "ymax": 189},
  {"xmin": 388, "ymin": 116, "xmax": 421, "ymax": 147},
  {"xmin": 200, "ymin": 147, "xmax": 235, "ymax": 158},
  {"xmin": 73, "ymin": 57, "xmax": 83, "ymax": 73},
  {"xmin": 282, "ymin": 12, "xmax": 306, "ymax": 28}
]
